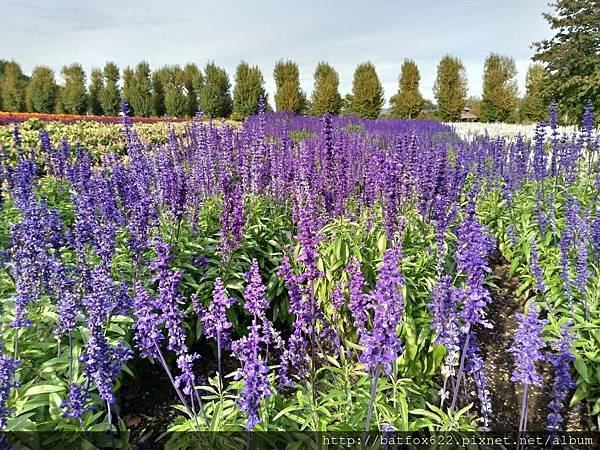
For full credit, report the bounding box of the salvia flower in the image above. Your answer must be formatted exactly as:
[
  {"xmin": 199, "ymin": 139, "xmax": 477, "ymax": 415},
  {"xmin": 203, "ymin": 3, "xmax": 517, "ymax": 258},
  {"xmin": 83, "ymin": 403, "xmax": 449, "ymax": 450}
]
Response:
[
  {"xmin": 61, "ymin": 383, "xmax": 93, "ymax": 421},
  {"xmin": 202, "ymin": 278, "xmax": 235, "ymax": 346},
  {"xmin": 509, "ymin": 302, "xmax": 548, "ymax": 387},
  {"xmin": 0, "ymin": 345, "xmax": 21, "ymax": 429},
  {"xmin": 547, "ymin": 324, "xmax": 576, "ymax": 432},
  {"xmin": 359, "ymin": 246, "xmax": 405, "ymax": 377}
]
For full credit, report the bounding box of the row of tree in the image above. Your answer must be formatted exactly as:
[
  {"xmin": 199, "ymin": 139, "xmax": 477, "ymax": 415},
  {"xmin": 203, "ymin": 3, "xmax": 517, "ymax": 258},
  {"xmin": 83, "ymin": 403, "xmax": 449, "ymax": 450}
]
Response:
[{"xmin": 0, "ymin": 56, "xmax": 552, "ymax": 122}]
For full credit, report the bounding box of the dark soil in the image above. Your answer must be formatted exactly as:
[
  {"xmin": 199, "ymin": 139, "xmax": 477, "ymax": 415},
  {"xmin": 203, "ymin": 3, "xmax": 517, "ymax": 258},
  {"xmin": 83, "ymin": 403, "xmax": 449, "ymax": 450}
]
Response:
[
  {"xmin": 475, "ymin": 251, "xmax": 588, "ymax": 432},
  {"xmin": 118, "ymin": 346, "xmax": 240, "ymax": 449}
]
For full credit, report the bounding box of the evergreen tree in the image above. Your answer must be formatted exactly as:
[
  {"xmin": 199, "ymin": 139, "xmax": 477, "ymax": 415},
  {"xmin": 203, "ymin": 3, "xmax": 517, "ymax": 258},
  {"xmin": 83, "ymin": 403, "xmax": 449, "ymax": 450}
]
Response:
[
  {"xmin": 88, "ymin": 68, "xmax": 104, "ymax": 115},
  {"xmin": 25, "ymin": 65, "xmax": 57, "ymax": 113},
  {"xmin": 479, "ymin": 53, "xmax": 519, "ymax": 123},
  {"xmin": 152, "ymin": 69, "xmax": 167, "ymax": 117},
  {"xmin": 434, "ymin": 55, "xmax": 467, "ymax": 121},
  {"xmin": 350, "ymin": 62, "xmax": 384, "ymax": 119},
  {"xmin": 129, "ymin": 61, "xmax": 153, "ymax": 117},
  {"xmin": 310, "ymin": 62, "xmax": 342, "ymax": 116},
  {"xmin": 389, "ymin": 59, "xmax": 424, "ymax": 118},
  {"xmin": 519, "ymin": 64, "xmax": 549, "ymax": 123},
  {"xmin": 163, "ymin": 65, "xmax": 188, "ymax": 118},
  {"xmin": 199, "ymin": 62, "xmax": 232, "ymax": 118},
  {"xmin": 232, "ymin": 61, "xmax": 267, "ymax": 120},
  {"xmin": 273, "ymin": 60, "xmax": 306, "ymax": 113},
  {"xmin": 59, "ymin": 64, "xmax": 87, "ymax": 114},
  {"xmin": 183, "ymin": 63, "xmax": 203, "ymax": 117},
  {"xmin": 1, "ymin": 61, "xmax": 25, "ymax": 112},
  {"xmin": 99, "ymin": 62, "xmax": 121, "ymax": 116},
  {"xmin": 533, "ymin": 0, "xmax": 600, "ymax": 123}
]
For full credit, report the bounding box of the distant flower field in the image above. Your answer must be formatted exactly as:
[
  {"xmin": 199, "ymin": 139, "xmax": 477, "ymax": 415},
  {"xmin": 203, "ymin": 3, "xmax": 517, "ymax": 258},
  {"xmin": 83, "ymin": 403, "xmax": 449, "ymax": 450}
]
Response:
[{"xmin": 0, "ymin": 100, "xmax": 598, "ymax": 449}]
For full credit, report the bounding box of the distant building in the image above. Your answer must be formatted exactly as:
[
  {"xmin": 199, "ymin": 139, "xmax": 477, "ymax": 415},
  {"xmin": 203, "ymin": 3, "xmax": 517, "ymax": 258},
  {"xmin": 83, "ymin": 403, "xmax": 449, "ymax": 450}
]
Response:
[{"xmin": 460, "ymin": 107, "xmax": 478, "ymax": 122}]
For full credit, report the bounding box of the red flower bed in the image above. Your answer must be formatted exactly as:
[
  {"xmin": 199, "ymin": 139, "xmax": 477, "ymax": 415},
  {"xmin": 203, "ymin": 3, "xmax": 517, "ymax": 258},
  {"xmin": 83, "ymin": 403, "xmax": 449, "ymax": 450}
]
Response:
[{"xmin": 0, "ymin": 111, "xmax": 191, "ymax": 125}]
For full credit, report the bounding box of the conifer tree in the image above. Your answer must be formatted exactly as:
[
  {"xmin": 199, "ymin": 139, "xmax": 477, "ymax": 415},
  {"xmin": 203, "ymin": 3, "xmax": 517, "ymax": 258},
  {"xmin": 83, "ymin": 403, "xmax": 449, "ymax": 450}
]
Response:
[
  {"xmin": 350, "ymin": 62, "xmax": 384, "ymax": 119},
  {"xmin": 479, "ymin": 53, "xmax": 519, "ymax": 123},
  {"xmin": 273, "ymin": 60, "xmax": 306, "ymax": 113},
  {"xmin": 99, "ymin": 62, "xmax": 121, "ymax": 116},
  {"xmin": 59, "ymin": 63, "xmax": 87, "ymax": 114},
  {"xmin": 389, "ymin": 59, "xmax": 424, "ymax": 119},
  {"xmin": 434, "ymin": 55, "xmax": 467, "ymax": 121},
  {"xmin": 199, "ymin": 62, "xmax": 232, "ymax": 118},
  {"xmin": 232, "ymin": 61, "xmax": 267, "ymax": 120},
  {"xmin": 310, "ymin": 62, "xmax": 342, "ymax": 116},
  {"xmin": 25, "ymin": 65, "xmax": 57, "ymax": 113}
]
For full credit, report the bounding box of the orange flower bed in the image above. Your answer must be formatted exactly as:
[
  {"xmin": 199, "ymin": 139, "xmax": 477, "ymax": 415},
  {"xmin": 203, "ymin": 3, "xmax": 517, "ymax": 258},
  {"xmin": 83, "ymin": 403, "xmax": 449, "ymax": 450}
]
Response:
[{"xmin": 0, "ymin": 111, "xmax": 190, "ymax": 125}]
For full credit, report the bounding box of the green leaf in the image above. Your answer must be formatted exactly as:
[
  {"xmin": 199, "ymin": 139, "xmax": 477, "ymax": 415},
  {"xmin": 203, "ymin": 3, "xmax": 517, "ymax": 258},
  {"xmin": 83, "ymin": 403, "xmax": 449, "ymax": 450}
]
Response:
[
  {"xmin": 574, "ymin": 357, "xmax": 590, "ymax": 383},
  {"xmin": 24, "ymin": 384, "xmax": 65, "ymax": 396}
]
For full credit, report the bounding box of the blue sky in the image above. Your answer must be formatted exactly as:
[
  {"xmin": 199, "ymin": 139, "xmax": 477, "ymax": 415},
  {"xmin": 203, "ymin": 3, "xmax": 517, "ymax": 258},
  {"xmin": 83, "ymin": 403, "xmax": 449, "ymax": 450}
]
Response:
[{"xmin": 1, "ymin": 0, "xmax": 552, "ymax": 105}]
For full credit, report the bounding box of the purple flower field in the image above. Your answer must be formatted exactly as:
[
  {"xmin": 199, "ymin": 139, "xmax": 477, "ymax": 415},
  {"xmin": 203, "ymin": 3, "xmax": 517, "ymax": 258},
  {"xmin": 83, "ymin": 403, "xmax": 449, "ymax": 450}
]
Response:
[{"xmin": 0, "ymin": 101, "xmax": 598, "ymax": 448}]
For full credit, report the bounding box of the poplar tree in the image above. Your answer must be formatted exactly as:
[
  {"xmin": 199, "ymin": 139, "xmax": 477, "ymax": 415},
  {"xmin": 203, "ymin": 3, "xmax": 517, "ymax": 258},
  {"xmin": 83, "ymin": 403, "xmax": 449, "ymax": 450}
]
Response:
[
  {"xmin": 350, "ymin": 62, "xmax": 384, "ymax": 119},
  {"xmin": 25, "ymin": 65, "xmax": 57, "ymax": 113},
  {"xmin": 310, "ymin": 62, "xmax": 342, "ymax": 116},
  {"xmin": 152, "ymin": 69, "xmax": 167, "ymax": 117},
  {"xmin": 479, "ymin": 53, "xmax": 519, "ymax": 123},
  {"xmin": 99, "ymin": 62, "xmax": 121, "ymax": 116},
  {"xmin": 273, "ymin": 60, "xmax": 306, "ymax": 113},
  {"xmin": 389, "ymin": 59, "xmax": 424, "ymax": 118},
  {"xmin": 1, "ymin": 61, "xmax": 25, "ymax": 112},
  {"xmin": 232, "ymin": 61, "xmax": 267, "ymax": 119},
  {"xmin": 59, "ymin": 63, "xmax": 87, "ymax": 114},
  {"xmin": 183, "ymin": 63, "xmax": 203, "ymax": 117},
  {"xmin": 130, "ymin": 61, "xmax": 153, "ymax": 117},
  {"xmin": 434, "ymin": 55, "xmax": 467, "ymax": 121},
  {"xmin": 519, "ymin": 64, "xmax": 549, "ymax": 123},
  {"xmin": 88, "ymin": 68, "xmax": 104, "ymax": 115},
  {"xmin": 199, "ymin": 62, "xmax": 232, "ymax": 118},
  {"xmin": 164, "ymin": 65, "xmax": 188, "ymax": 118}
]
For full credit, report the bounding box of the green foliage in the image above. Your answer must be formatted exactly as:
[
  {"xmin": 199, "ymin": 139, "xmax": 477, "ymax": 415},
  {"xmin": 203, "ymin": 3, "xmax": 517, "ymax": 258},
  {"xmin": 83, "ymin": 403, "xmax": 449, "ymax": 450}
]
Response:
[
  {"xmin": 183, "ymin": 63, "xmax": 203, "ymax": 117},
  {"xmin": 517, "ymin": 64, "xmax": 548, "ymax": 124},
  {"xmin": 309, "ymin": 62, "xmax": 342, "ymax": 116},
  {"xmin": 98, "ymin": 62, "xmax": 121, "ymax": 116},
  {"xmin": 59, "ymin": 64, "xmax": 87, "ymax": 115},
  {"xmin": 87, "ymin": 68, "xmax": 104, "ymax": 115},
  {"xmin": 349, "ymin": 62, "xmax": 384, "ymax": 119},
  {"xmin": 479, "ymin": 53, "xmax": 519, "ymax": 123},
  {"xmin": 152, "ymin": 69, "xmax": 167, "ymax": 117},
  {"xmin": 199, "ymin": 62, "xmax": 232, "ymax": 118},
  {"xmin": 25, "ymin": 66, "xmax": 57, "ymax": 114},
  {"xmin": 389, "ymin": 59, "xmax": 424, "ymax": 119},
  {"xmin": 129, "ymin": 61, "xmax": 153, "ymax": 117},
  {"xmin": 533, "ymin": 0, "xmax": 600, "ymax": 123},
  {"xmin": 273, "ymin": 60, "xmax": 306, "ymax": 113},
  {"xmin": 163, "ymin": 65, "xmax": 188, "ymax": 118},
  {"xmin": 434, "ymin": 55, "xmax": 467, "ymax": 122},
  {"xmin": 232, "ymin": 61, "xmax": 266, "ymax": 120},
  {"xmin": 122, "ymin": 67, "xmax": 135, "ymax": 112},
  {"xmin": 1, "ymin": 61, "xmax": 26, "ymax": 112}
]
